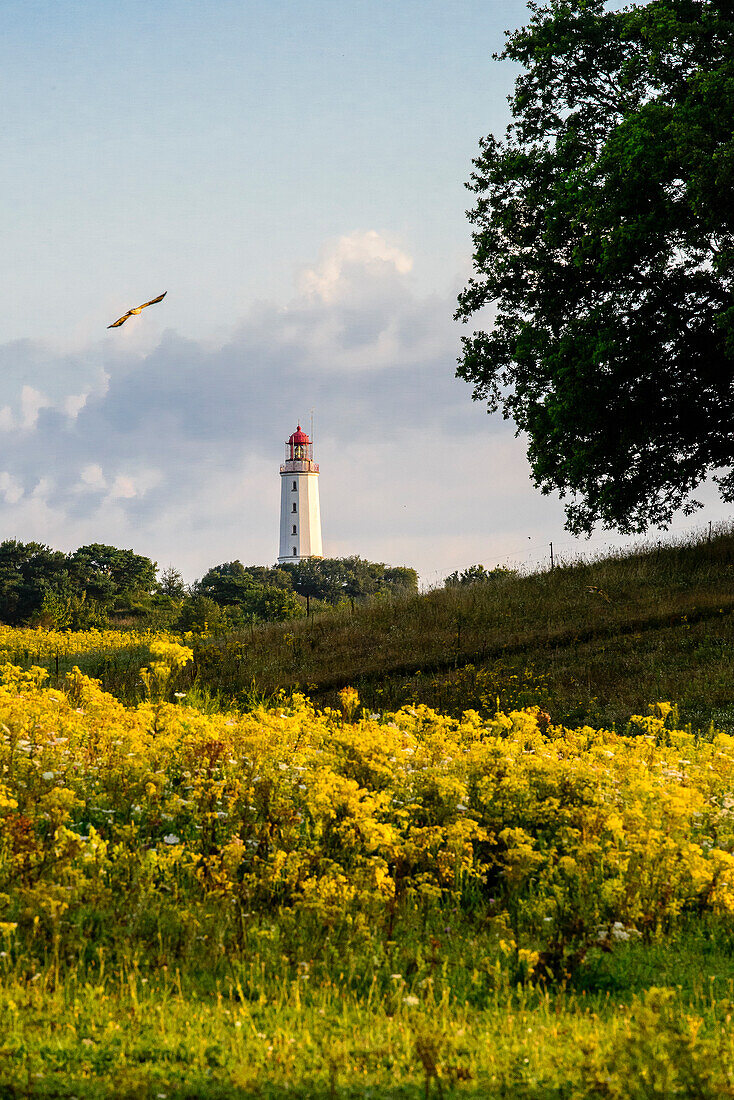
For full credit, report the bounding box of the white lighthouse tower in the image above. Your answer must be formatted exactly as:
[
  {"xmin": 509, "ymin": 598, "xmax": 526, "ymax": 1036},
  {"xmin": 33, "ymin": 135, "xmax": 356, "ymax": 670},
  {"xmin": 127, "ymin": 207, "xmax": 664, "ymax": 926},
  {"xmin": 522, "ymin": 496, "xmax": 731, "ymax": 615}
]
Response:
[{"xmin": 278, "ymin": 425, "xmax": 323, "ymax": 563}]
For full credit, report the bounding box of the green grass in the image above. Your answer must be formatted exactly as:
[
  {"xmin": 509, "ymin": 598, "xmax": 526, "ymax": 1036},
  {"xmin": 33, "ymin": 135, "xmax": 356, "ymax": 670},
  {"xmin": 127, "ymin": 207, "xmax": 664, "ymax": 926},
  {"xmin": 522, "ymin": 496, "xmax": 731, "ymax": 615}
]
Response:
[
  {"xmin": 4, "ymin": 923, "xmax": 734, "ymax": 1098},
  {"xmin": 160, "ymin": 526, "xmax": 734, "ymax": 731}
]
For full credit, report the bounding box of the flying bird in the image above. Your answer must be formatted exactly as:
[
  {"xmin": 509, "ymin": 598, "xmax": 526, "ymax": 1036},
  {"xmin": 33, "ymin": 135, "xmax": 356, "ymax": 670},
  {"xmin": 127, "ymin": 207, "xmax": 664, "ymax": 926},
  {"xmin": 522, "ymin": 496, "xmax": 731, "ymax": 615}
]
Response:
[{"xmin": 107, "ymin": 291, "xmax": 167, "ymax": 328}]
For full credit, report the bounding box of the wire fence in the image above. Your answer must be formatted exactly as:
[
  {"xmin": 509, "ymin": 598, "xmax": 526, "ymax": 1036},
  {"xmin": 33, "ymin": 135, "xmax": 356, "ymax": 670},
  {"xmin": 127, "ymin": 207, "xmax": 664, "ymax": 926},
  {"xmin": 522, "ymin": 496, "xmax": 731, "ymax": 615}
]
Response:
[{"xmin": 422, "ymin": 516, "xmax": 733, "ymax": 590}]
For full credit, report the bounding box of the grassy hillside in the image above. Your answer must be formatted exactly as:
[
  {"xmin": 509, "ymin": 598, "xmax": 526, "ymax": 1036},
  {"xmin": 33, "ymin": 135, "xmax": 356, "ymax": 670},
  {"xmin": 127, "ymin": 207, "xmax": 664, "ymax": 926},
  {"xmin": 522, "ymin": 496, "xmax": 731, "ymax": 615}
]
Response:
[{"xmin": 184, "ymin": 527, "xmax": 734, "ymax": 731}]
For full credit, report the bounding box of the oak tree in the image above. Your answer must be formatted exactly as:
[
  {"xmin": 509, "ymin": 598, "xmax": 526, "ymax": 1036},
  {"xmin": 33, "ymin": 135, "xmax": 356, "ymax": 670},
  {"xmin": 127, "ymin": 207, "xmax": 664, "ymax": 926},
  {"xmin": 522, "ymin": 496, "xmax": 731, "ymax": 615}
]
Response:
[{"xmin": 456, "ymin": 0, "xmax": 734, "ymax": 534}]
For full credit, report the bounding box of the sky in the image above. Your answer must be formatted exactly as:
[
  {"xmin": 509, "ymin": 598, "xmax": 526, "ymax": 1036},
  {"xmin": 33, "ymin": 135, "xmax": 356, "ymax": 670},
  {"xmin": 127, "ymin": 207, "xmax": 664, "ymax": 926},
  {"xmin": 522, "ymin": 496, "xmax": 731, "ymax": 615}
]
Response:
[{"xmin": 2, "ymin": 0, "xmax": 730, "ymax": 586}]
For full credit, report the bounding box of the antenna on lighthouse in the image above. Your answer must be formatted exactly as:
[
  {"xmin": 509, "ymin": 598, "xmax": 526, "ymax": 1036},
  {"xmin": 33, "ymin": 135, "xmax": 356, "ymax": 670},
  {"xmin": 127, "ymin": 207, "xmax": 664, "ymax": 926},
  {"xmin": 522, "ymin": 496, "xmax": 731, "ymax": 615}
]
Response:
[{"xmin": 310, "ymin": 408, "xmax": 315, "ymax": 449}]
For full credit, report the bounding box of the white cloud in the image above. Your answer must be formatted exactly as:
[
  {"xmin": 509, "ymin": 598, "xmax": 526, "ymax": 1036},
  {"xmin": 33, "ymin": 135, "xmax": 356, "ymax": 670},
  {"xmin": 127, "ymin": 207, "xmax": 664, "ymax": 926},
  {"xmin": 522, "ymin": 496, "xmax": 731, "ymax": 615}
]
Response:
[
  {"xmin": 31, "ymin": 478, "xmax": 51, "ymax": 501},
  {"xmin": 265, "ymin": 232, "xmax": 447, "ymax": 375},
  {"xmin": 64, "ymin": 392, "xmax": 88, "ymax": 419},
  {"xmin": 20, "ymin": 386, "xmax": 51, "ymax": 429},
  {"xmin": 299, "ymin": 230, "xmax": 413, "ymax": 303},
  {"xmin": 0, "ymin": 472, "xmax": 24, "ymax": 505},
  {"xmin": 78, "ymin": 464, "xmax": 107, "ymax": 491},
  {"xmin": 107, "ymin": 468, "xmax": 162, "ymax": 502},
  {"xmin": 108, "ymin": 476, "xmax": 137, "ymax": 500}
]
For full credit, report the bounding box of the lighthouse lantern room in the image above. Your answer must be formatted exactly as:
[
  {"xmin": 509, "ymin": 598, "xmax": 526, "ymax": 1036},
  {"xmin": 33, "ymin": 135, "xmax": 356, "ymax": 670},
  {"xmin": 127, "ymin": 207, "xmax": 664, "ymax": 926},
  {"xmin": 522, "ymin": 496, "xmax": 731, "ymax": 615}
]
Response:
[{"xmin": 278, "ymin": 425, "xmax": 323, "ymax": 563}]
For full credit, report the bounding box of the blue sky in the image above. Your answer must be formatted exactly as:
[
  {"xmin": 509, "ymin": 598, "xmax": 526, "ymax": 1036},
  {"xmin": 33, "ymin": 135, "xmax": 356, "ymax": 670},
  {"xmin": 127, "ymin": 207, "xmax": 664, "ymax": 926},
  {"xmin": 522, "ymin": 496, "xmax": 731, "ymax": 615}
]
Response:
[
  {"xmin": 1, "ymin": 0, "xmax": 728, "ymax": 583},
  {"xmin": 3, "ymin": 0, "xmax": 518, "ymax": 344}
]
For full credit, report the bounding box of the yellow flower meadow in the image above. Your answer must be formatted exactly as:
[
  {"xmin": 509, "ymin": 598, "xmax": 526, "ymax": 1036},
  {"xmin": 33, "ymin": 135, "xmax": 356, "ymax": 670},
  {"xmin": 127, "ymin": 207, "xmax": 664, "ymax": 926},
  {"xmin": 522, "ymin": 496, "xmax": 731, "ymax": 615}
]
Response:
[
  {"xmin": 0, "ymin": 624, "xmax": 170, "ymax": 664},
  {"xmin": 1, "ymin": 647, "xmax": 734, "ymax": 980}
]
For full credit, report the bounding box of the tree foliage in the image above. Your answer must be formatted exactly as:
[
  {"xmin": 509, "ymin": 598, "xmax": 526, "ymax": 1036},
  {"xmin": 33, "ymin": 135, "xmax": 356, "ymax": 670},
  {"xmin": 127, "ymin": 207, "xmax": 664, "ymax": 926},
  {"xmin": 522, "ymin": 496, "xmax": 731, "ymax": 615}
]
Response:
[
  {"xmin": 0, "ymin": 541, "xmax": 158, "ymax": 627},
  {"xmin": 69, "ymin": 544, "xmax": 157, "ymax": 603},
  {"xmin": 456, "ymin": 0, "xmax": 734, "ymax": 534},
  {"xmin": 0, "ymin": 542, "xmax": 418, "ymax": 630},
  {"xmin": 193, "ymin": 561, "xmax": 303, "ymax": 625},
  {"xmin": 158, "ymin": 567, "xmax": 186, "ymax": 600},
  {"xmin": 196, "ymin": 561, "xmax": 258, "ymax": 608},
  {"xmin": 444, "ymin": 564, "xmax": 518, "ymax": 587},
  {"xmin": 0, "ymin": 541, "xmax": 69, "ymax": 625},
  {"xmin": 279, "ymin": 556, "xmax": 418, "ymax": 606}
]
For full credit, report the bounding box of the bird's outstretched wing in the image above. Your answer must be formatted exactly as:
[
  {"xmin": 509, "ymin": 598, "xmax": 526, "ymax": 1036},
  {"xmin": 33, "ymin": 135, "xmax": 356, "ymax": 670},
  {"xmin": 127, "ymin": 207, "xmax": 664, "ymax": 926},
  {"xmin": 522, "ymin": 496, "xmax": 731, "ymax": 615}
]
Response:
[
  {"xmin": 140, "ymin": 291, "xmax": 167, "ymax": 309},
  {"xmin": 107, "ymin": 291, "xmax": 167, "ymax": 329}
]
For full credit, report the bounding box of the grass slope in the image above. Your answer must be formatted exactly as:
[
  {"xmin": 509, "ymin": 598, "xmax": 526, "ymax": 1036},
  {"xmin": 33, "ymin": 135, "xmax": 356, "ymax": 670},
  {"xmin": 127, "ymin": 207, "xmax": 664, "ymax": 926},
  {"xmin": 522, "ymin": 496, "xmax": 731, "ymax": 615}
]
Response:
[{"xmin": 183, "ymin": 528, "xmax": 734, "ymax": 731}]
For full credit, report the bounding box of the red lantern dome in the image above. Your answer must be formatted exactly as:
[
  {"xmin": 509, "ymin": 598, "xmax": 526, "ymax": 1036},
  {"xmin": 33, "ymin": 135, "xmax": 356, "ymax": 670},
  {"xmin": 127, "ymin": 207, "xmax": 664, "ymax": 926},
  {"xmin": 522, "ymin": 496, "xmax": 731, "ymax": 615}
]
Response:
[
  {"xmin": 285, "ymin": 424, "xmax": 315, "ymax": 465},
  {"xmin": 288, "ymin": 425, "xmax": 311, "ymax": 446}
]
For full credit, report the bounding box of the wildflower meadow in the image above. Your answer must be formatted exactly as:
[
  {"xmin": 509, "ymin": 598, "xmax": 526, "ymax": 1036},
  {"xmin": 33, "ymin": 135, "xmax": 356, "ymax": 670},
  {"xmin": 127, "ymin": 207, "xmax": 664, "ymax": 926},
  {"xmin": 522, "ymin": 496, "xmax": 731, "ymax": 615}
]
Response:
[{"xmin": 2, "ymin": 633, "xmax": 734, "ymax": 1095}]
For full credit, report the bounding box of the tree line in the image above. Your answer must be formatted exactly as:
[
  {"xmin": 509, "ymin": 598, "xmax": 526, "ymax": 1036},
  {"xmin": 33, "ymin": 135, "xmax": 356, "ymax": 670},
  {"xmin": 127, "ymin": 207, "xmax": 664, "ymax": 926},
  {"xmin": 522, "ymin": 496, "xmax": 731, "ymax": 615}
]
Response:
[{"xmin": 0, "ymin": 540, "xmax": 418, "ymax": 630}]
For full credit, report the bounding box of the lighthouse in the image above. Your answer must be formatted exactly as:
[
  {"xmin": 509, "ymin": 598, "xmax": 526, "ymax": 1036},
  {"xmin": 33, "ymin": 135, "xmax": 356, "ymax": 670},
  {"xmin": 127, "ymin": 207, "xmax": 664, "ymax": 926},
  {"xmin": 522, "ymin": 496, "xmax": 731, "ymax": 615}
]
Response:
[{"xmin": 278, "ymin": 425, "xmax": 323, "ymax": 563}]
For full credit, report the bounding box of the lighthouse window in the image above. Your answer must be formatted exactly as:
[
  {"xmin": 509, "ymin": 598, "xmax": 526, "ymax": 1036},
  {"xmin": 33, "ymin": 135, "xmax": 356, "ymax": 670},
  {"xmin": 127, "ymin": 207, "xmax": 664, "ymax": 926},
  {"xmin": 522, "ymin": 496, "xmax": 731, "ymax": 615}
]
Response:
[
  {"xmin": 292, "ymin": 547, "xmax": 297, "ymax": 556},
  {"xmin": 292, "ymin": 480, "xmax": 297, "ymax": 491},
  {"xmin": 292, "ymin": 524, "xmax": 297, "ymax": 535},
  {"xmin": 292, "ymin": 502, "xmax": 297, "ymax": 512}
]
